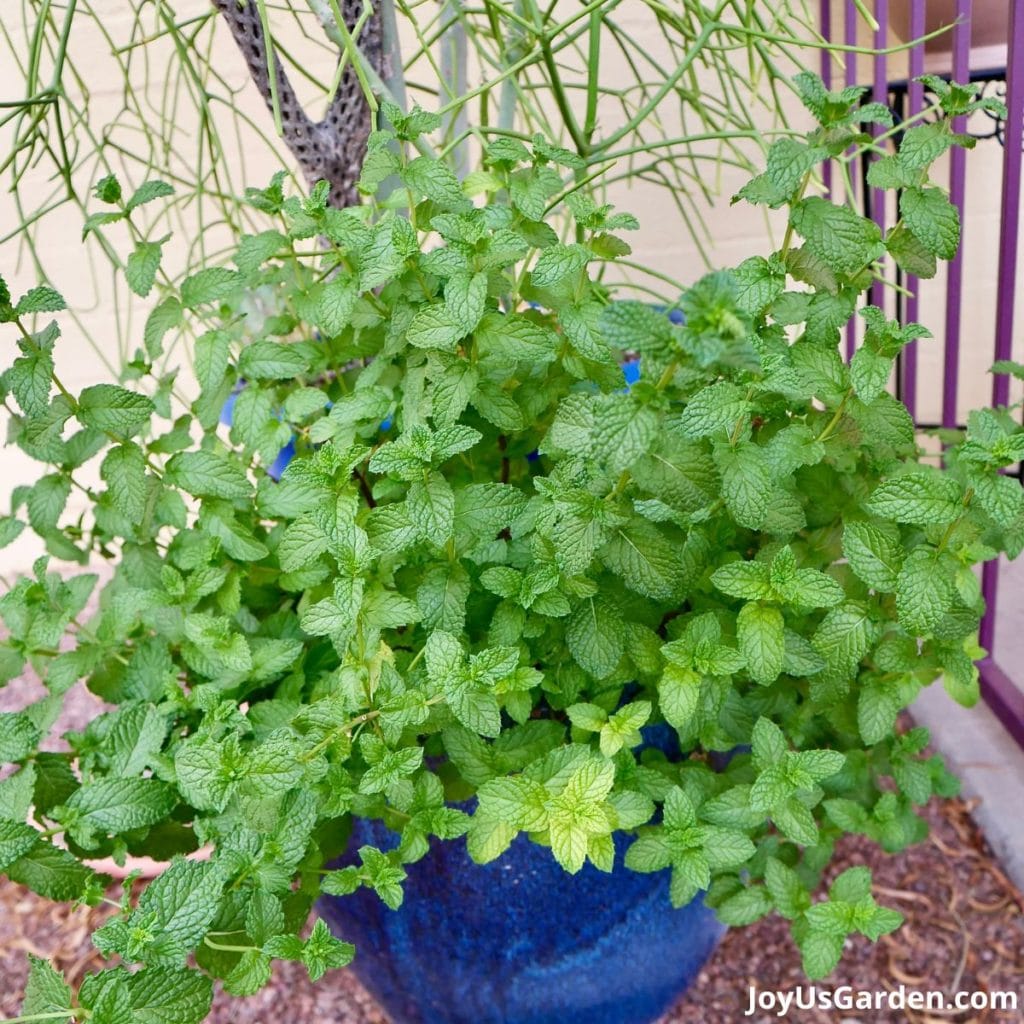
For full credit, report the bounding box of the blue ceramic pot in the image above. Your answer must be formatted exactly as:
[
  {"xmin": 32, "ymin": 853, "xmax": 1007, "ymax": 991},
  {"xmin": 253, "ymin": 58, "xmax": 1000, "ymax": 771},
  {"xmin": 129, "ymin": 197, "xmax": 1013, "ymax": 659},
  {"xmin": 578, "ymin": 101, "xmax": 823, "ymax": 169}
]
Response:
[
  {"xmin": 223, "ymin": 305, "xmax": 682, "ymax": 482},
  {"xmin": 318, "ymin": 816, "xmax": 724, "ymax": 1024}
]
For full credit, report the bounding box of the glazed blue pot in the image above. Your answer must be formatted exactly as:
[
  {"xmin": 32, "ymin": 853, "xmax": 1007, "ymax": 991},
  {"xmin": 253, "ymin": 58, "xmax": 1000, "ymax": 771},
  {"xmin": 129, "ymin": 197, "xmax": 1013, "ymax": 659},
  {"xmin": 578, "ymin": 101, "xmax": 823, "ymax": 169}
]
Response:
[
  {"xmin": 223, "ymin": 304, "xmax": 680, "ymax": 482},
  {"xmin": 318, "ymin": 816, "xmax": 724, "ymax": 1024}
]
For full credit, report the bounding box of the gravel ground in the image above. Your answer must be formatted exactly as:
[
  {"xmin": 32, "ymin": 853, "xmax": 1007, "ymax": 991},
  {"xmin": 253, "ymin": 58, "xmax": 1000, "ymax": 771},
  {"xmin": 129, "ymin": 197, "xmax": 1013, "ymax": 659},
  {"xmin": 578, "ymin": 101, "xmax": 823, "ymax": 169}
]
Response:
[{"xmin": 2, "ymin": 680, "xmax": 1022, "ymax": 1022}]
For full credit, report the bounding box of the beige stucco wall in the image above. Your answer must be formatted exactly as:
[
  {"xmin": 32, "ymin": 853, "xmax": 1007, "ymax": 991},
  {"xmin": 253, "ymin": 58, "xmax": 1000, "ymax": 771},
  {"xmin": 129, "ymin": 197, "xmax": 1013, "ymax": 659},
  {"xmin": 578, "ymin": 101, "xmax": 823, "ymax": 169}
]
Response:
[{"xmin": 0, "ymin": 2, "xmax": 1021, "ymax": 576}]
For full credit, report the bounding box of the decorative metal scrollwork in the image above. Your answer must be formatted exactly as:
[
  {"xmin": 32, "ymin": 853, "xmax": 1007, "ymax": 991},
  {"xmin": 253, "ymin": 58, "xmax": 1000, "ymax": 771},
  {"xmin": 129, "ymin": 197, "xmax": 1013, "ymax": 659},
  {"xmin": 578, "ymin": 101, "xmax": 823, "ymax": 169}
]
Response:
[
  {"xmin": 885, "ymin": 69, "xmax": 1015, "ymax": 149},
  {"xmin": 963, "ymin": 76, "xmax": 1011, "ymax": 145}
]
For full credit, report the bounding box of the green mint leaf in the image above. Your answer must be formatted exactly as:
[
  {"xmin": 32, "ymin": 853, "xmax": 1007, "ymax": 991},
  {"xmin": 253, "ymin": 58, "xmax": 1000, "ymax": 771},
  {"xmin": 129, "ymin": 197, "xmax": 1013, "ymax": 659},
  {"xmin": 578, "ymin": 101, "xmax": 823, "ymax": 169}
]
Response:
[
  {"xmin": 733, "ymin": 255, "xmax": 786, "ymax": 314},
  {"xmin": 60, "ymin": 778, "xmax": 177, "ymax": 845},
  {"xmin": 624, "ymin": 833, "xmax": 672, "ymax": 873},
  {"xmin": 899, "ymin": 186, "xmax": 960, "ymax": 261},
  {"xmin": 100, "ymin": 443, "xmax": 149, "ymax": 522},
  {"xmin": 359, "ymin": 744, "xmax": 424, "ymax": 794},
  {"xmin": 789, "ymin": 197, "xmax": 884, "ymax": 274},
  {"xmin": 0, "ymin": 710, "xmax": 42, "ymax": 762},
  {"xmin": 858, "ymin": 680, "xmax": 902, "ymax": 744},
  {"xmin": 885, "ymin": 222, "xmax": 937, "ymax": 279},
  {"xmin": 668, "ymin": 849, "xmax": 711, "ymax": 907},
  {"xmin": 6, "ymin": 337, "xmax": 54, "ymax": 416},
  {"xmin": 180, "ymin": 267, "xmax": 242, "ymax": 307},
  {"xmin": 416, "ymin": 563, "xmax": 470, "ymax": 632},
  {"xmin": 593, "ymin": 397, "xmax": 658, "ymax": 474},
  {"xmin": 865, "ymin": 471, "xmax": 963, "ymax": 525},
  {"xmin": 862, "ymin": 904, "xmax": 904, "ymax": 941},
  {"xmin": 599, "ymin": 520, "xmax": 683, "ymax": 600},
  {"xmin": 126, "ymin": 241, "xmax": 163, "ymax": 298},
  {"xmin": 125, "ymin": 179, "xmax": 175, "ymax": 212},
  {"xmin": 716, "ymin": 443, "xmax": 772, "ymax": 530},
  {"xmin": 127, "ymin": 966, "xmax": 213, "ymax": 1024},
  {"xmin": 94, "ymin": 174, "xmax": 123, "ymax": 204},
  {"xmin": 850, "ymin": 346, "xmax": 892, "ymax": 403},
  {"xmin": 0, "ymin": 764, "xmax": 36, "ymax": 821},
  {"xmin": 166, "ymin": 451, "xmax": 252, "ymax": 500},
  {"xmin": 508, "ymin": 165, "xmax": 563, "ymax": 220},
  {"xmin": 751, "ymin": 716, "xmax": 787, "ymax": 769},
  {"xmin": 895, "ymin": 549, "xmax": 956, "ymax": 636},
  {"xmin": 78, "ymin": 384, "xmax": 155, "ymax": 438},
  {"xmin": 474, "ymin": 312, "xmax": 558, "ymax": 364},
  {"xmin": 566, "ymin": 702, "xmax": 607, "ymax": 732},
  {"xmin": 764, "ymin": 858, "xmax": 811, "ymax": 919},
  {"xmin": 831, "ymin": 864, "xmax": 873, "ymax": 903},
  {"xmin": 21, "ymin": 956, "xmax": 73, "ymax": 1021},
  {"xmin": 566, "ymin": 597, "xmax": 624, "ymax": 680},
  {"xmin": 560, "ymin": 303, "xmax": 613, "ymax": 363},
  {"xmin": 765, "ymin": 138, "xmax": 825, "ymax": 195},
  {"xmin": 446, "ymin": 675, "xmax": 501, "ymax": 738},
  {"xmin": 406, "ymin": 304, "xmax": 463, "ymax": 351},
  {"xmin": 842, "ymin": 521, "xmax": 903, "ymax": 590},
  {"xmin": 407, "ymin": 473, "xmax": 455, "ymax": 543},
  {"xmin": 234, "ymin": 229, "xmax": 286, "ymax": 275},
  {"xmin": 784, "ymin": 246, "xmax": 838, "ymax": 295},
  {"xmin": 403, "ymin": 156, "xmax": 468, "ymax": 211},
  {"xmin": 866, "ymin": 154, "xmax": 920, "ymax": 191},
  {"xmin": 898, "ymin": 121, "xmax": 956, "ymax": 169},
  {"xmin": 791, "ymin": 748, "xmax": 845, "ymax": 782},
  {"xmin": 223, "ymin": 951, "xmax": 272, "ymax": 997},
  {"xmin": 991, "ymin": 359, "xmax": 1024, "ymax": 380},
  {"xmin": 772, "ymin": 797, "xmax": 819, "ymax": 845},
  {"xmin": 812, "ymin": 602, "xmax": 874, "ymax": 680},
  {"xmin": 137, "ymin": 858, "xmax": 226, "ymax": 954},
  {"xmin": 105, "ymin": 703, "xmax": 168, "ymax": 777},
  {"xmin": 316, "ymin": 276, "xmax": 359, "ymax": 336},
  {"xmin": 193, "ymin": 329, "xmax": 231, "ymax": 392},
  {"xmin": 238, "ymin": 340, "xmax": 310, "ymax": 380},
  {"xmin": 6, "ymin": 842, "xmax": 101, "ymax": 901},
  {"xmin": 444, "ymin": 271, "xmax": 487, "ymax": 334},
  {"xmin": 301, "ymin": 919, "xmax": 355, "ymax": 981},
  {"xmin": 599, "ymin": 700, "xmax": 651, "ymax": 756},
  {"xmin": 799, "ymin": 928, "xmax": 844, "ymax": 979},
  {"xmin": 547, "ymin": 758, "xmax": 616, "ymax": 873},
  {"xmin": 658, "ymin": 665, "xmax": 701, "ymax": 730},
  {"xmin": 678, "ymin": 382, "xmax": 749, "ymax": 439},
  {"xmin": 716, "ymin": 885, "xmax": 773, "ymax": 926},
  {"xmin": 531, "ymin": 243, "xmax": 590, "ymax": 289},
  {"xmin": 80, "ymin": 973, "xmax": 135, "ymax": 1022},
  {"xmin": 15, "ymin": 285, "xmax": 67, "ymax": 315},
  {"xmin": 173, "ymin": 738, "xmax": 236, "ymax": 811},
  {"xmin": 737, "ymin": 602, "xmax": 785, "ymax": 685},
  {"xmin": 701, "ymin": 827, "xmax": 756, "ymax": 871},
  {"xmin": 264, "ymin": 919, "xmax": 354, "ymax": 981}
]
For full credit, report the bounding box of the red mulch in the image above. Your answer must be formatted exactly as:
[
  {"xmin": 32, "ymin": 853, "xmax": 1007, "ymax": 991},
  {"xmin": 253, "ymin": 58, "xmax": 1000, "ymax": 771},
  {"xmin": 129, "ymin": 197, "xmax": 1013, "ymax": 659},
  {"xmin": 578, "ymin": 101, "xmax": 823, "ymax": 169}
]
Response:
[
  {"xmin": 2, "ymin": 674, "xmax": 1021, "ymax": 1022},
  {"xmin": 1, "ymin": 794, "xmax": 1021, "ymax": 1024}
]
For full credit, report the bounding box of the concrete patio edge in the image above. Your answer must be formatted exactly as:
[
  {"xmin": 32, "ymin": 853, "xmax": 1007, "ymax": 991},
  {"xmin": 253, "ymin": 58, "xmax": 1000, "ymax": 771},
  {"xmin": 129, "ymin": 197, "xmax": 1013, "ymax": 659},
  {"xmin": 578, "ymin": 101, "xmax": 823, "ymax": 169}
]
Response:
[{"xmin": 912, "ymin": 682, "xmax": 1024, "ymax": 893}]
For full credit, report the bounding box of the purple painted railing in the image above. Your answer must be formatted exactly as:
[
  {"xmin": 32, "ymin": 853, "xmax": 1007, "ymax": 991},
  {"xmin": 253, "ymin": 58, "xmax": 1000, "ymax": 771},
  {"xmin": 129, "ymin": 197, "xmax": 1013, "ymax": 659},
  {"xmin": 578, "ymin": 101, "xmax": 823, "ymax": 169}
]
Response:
[
  {"xmin": 870, "ymin": 0, "xmax": 889, "ymax": 312},
  {"xmin": 902, "ymin": 0, "xmax": 925, "ymax": 421},
  {"xmin": 942, "ymin": 2, "xmax": 970, "ymax": 432},
  {"xmin": 844, "ymin": 2, "xmax": 859, "ymax": 359},
  {"xmin": 824, "ymin": 1, "xmax": 1024, "ymax": 747},
  {"xmin": 981, "ymin": 0, "xmax": 1024, "ymax": 749}
]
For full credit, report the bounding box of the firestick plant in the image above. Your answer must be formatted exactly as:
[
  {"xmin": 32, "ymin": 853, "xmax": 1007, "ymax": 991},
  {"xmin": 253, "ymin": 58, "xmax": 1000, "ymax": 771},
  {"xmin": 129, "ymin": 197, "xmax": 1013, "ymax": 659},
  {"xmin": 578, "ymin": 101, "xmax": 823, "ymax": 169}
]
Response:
[{"xmin": 1, "ymin": 76, "xmax": 1022, "ymax": 1022}]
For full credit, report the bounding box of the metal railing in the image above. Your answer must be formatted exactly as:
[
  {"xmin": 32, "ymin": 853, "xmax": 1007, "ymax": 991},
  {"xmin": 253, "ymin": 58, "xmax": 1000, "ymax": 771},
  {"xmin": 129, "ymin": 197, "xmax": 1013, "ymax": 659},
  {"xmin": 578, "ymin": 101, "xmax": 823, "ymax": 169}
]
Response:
[{"xmin": 823, "ymin": 1, "xmax": 1024, "ymax": 746}]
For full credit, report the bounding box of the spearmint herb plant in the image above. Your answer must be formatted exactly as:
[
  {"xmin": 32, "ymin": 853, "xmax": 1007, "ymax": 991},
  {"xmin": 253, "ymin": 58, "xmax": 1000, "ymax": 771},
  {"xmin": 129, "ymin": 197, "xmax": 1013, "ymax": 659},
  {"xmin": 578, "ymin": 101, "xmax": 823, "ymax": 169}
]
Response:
[{"xmin": 1, "ymin": 78, "xmax": 1021, "ymax": 1021}]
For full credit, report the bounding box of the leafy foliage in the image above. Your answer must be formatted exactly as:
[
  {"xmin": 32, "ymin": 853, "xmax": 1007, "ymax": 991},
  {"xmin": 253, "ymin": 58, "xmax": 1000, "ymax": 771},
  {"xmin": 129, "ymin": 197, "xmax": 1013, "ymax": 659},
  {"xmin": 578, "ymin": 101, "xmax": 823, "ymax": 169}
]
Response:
[{"xmin": 0, "ymin": 77, "xmax": 1020, "ymax": 1020}]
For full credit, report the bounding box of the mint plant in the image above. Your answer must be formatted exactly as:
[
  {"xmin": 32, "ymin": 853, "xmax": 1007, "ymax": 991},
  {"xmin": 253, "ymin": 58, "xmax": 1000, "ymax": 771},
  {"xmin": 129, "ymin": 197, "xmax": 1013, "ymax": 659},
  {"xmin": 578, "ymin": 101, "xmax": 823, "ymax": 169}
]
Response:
[{"xmin": 1, "ymin": 77, "xmax": 1021, "ymax": 1021}]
